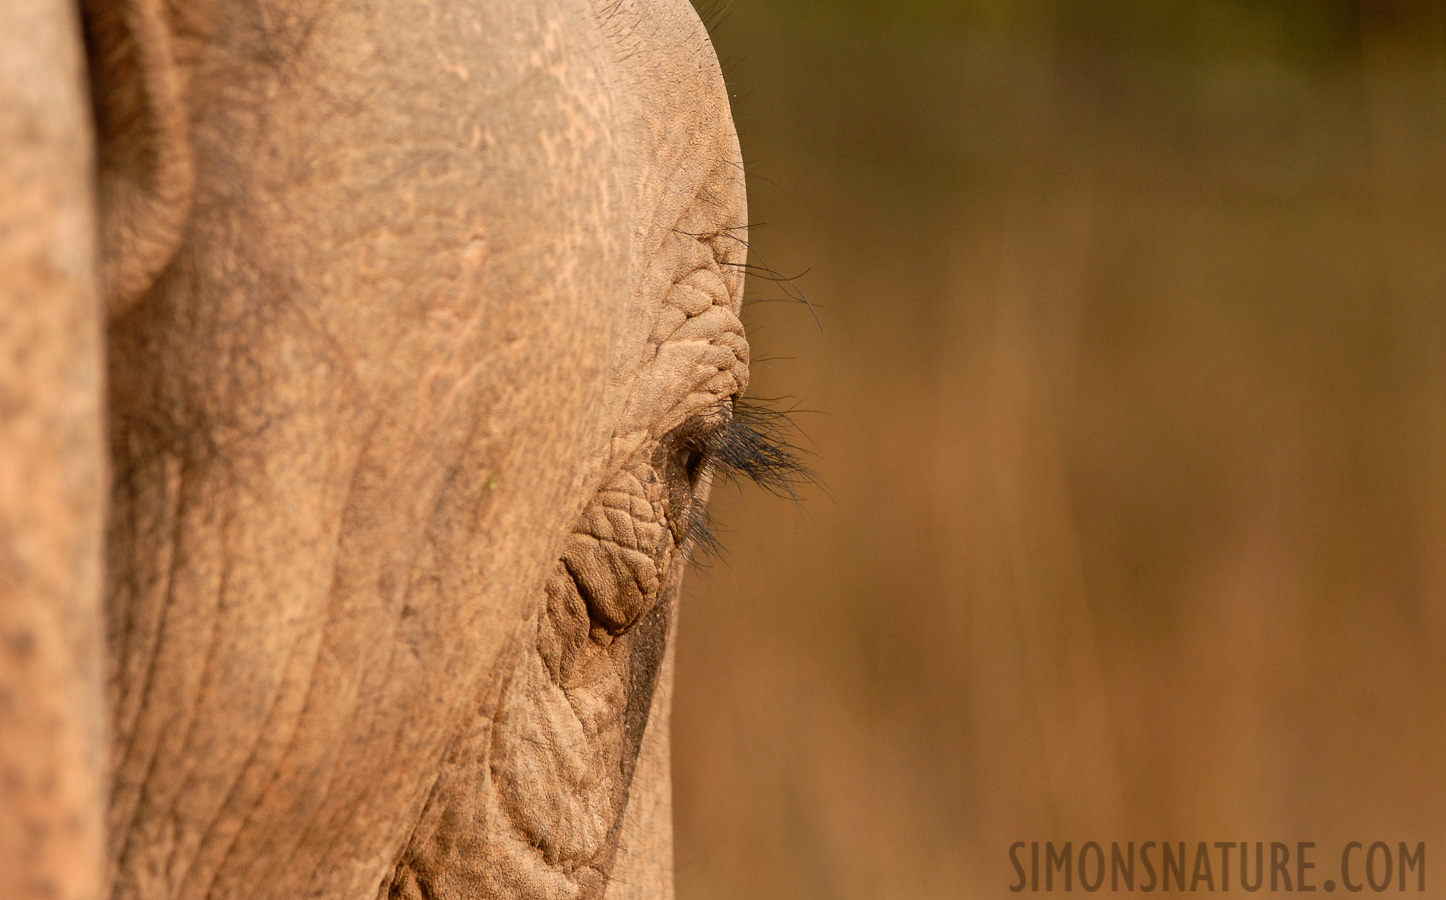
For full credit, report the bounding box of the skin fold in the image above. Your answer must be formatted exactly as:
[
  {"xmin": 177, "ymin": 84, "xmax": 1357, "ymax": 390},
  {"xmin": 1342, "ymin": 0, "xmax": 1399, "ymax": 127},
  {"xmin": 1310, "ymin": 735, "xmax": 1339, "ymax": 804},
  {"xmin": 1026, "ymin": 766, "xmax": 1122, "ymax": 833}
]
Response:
[{"xmin": 1, "ymin": 1, "xmax": 749, "ymax": 897}]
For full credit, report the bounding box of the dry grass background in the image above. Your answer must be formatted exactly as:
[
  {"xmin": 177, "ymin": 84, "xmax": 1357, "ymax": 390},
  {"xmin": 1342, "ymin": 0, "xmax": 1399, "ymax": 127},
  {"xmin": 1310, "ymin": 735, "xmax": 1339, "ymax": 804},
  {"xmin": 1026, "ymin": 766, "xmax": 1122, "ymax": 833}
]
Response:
[{"xmin": 669, "ymin": 1, "xmax": 1446, "ymax": 896}]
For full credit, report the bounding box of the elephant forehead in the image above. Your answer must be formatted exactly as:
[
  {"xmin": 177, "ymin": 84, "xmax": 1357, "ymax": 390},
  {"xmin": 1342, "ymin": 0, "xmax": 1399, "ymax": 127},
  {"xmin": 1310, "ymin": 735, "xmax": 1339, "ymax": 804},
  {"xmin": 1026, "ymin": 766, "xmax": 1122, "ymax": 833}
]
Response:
[
  {"xmin": 595, "ymin": 0, "xmax": 742, "ymax": 212},
  {"xmin": 584, "ymin": 0, "xmax": 750, "ymax": 449}
]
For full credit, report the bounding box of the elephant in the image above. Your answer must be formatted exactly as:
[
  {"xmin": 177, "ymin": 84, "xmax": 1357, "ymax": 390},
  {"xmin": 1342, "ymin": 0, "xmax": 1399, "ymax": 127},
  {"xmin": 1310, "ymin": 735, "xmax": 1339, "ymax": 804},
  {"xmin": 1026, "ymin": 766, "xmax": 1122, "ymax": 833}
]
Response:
[{"xmin": 0, "ymin": 0, "xmax": 797, "ymax": 897}]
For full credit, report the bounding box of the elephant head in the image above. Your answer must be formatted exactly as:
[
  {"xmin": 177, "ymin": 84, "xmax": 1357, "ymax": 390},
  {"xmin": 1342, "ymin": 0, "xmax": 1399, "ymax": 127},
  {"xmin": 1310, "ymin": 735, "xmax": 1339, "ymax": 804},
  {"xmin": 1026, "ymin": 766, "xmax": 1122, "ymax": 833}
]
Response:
[{"xmin": 1, "ymin": 1, "xmax": 796, "ymax": 898}]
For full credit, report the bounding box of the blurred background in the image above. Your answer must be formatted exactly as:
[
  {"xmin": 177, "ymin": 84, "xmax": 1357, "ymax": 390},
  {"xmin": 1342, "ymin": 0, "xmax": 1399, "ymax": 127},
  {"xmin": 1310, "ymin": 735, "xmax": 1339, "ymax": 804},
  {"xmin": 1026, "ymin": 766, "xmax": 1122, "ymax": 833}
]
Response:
[{"xmin": 671, "ymin": 1, "xmax": 1446, "ymax": 896}]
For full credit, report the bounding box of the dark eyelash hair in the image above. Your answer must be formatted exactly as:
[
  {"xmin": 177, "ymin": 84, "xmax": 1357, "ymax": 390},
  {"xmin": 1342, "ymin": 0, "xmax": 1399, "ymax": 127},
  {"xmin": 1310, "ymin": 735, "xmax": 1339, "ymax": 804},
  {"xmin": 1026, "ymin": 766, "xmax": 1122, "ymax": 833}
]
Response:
[
  {"xmin": 707, "ymin": 399, "xmax": 808, "ymax": 498},
  {"xmin": 683, "ymin": 397, "xmax": 812, "ymax": 563},
  {"xmin": 683, "ymin": 494, "xmax": 726, "ymax": 562}
]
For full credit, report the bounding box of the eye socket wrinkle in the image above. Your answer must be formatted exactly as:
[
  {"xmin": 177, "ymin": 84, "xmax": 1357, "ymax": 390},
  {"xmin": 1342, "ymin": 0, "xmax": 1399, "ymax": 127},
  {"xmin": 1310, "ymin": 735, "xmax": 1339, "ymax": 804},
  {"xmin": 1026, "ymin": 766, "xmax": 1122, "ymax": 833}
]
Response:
[
  {"xmin": 664, "ymin": 225, "xmax": 813, "ymax": 563},
  {"xmin": 675, "ymin": 224, "xmax": 819, "ymax": 328}
]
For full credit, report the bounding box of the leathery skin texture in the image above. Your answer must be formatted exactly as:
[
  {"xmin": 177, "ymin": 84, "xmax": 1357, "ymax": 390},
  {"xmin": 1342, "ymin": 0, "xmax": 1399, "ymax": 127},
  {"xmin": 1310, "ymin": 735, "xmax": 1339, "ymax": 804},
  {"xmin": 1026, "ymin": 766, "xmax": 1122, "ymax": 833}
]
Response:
[
  {"xmin": 386, "ymin": 208, "xmax": 749, "ymax": 900},
  {"xmin": 88, "ymin": 0, "xmax": 748, "ymax": 898}
]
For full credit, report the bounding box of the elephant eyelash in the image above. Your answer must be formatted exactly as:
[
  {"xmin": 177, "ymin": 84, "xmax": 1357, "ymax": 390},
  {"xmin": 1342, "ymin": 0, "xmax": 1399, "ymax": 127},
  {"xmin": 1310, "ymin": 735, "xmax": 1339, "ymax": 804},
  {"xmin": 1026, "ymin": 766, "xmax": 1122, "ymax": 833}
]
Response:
[
  {"xmin": 703, "ymin": 399, "xmax": 807, "ymax": 497},
  {"xmin": 679, "ymin": 397, "xmax": 811, "ymax": 562},
  {"xmin": 682, "ymin": 495, "xmax": 725, "ymax": 561}
]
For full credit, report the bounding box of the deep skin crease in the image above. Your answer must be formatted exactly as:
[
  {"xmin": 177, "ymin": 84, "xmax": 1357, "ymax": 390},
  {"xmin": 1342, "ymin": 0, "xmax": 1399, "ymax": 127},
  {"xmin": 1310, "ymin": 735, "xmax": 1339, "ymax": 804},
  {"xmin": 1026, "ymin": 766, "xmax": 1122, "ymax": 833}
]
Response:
[{"xmin": 0, "ymin": 0, "xmax": 771, "ymax": 898}]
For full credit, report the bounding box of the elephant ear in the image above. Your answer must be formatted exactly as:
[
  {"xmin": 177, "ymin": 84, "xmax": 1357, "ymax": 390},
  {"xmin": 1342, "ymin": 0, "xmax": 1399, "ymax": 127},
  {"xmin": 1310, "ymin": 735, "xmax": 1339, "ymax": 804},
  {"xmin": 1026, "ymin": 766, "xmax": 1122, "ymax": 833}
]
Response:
[
  {"xmin": 81, "ymin": 0, "xmax": 194, "ymax": 316},
  {"xmin": 0, "ymin": 3, "xmax": 107, "ymax": 899}
]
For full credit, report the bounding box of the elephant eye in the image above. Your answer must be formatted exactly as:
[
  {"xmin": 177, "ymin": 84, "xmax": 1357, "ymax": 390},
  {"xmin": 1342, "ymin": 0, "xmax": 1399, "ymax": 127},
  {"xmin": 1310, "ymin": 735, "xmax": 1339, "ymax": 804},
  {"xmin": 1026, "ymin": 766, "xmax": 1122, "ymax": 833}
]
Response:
[
  {"xmin": 675, "ymin": 445, "xmax": 705, "ymax": 484},
  {"xmin": 663, "ymin": 422, "xmax": 715, "ymax": 511}
]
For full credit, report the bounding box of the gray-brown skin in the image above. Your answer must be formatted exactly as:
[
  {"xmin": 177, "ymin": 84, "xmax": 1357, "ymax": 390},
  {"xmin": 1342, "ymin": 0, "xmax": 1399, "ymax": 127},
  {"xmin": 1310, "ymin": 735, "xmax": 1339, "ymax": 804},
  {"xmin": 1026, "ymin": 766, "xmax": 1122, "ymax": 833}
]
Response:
[{"xmin": 1, "ymin": 0, "xmax": 749, "ymax": 898}]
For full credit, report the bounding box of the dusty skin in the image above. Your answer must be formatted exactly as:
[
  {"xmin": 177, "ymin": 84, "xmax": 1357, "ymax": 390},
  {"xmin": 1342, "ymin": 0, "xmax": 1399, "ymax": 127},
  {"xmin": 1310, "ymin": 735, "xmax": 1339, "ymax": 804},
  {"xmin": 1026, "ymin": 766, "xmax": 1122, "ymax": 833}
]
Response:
[{"xmin": 1, "ymin": 1, "xmax": 753, "ymax": 897}]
